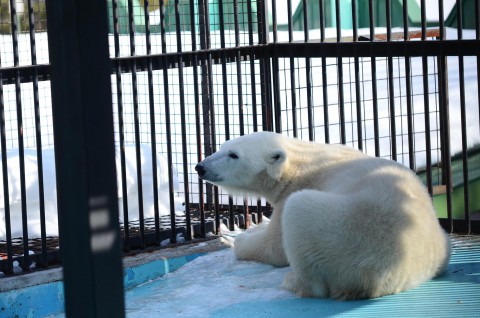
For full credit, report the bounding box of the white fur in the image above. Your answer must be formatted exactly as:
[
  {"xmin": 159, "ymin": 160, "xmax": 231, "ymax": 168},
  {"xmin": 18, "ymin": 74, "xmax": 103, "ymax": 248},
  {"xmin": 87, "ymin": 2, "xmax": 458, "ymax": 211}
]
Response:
[{"xmin": 196, "ymin": 131, "xmax": 451, "ymax": 299}]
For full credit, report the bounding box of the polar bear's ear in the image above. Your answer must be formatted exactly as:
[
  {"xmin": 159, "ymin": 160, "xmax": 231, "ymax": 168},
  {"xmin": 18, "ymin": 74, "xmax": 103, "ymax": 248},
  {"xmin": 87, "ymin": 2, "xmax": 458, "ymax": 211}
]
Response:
[
  {"xmin": 266, "ymin": 149, "xmax": 286, "ymax": 180},
  {"xmin": 268, "ymin": 150, "xmax": 286, "ymax": 164}
]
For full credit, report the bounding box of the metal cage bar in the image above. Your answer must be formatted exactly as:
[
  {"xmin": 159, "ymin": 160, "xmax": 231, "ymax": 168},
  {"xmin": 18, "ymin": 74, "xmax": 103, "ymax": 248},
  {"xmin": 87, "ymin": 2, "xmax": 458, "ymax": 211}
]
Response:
[
  {"xmin": 190, "ymin": 0, "xmax": 206, "ymax": 238},
  {"xmin": 158, "ymin": 0, "xmax": 178, "ymax": 244},
  {"xmin": 143, "ymin": 0, "xmax": 163, "ymax": 244},
  {"xmin": 0, "ymin": 62, "xmax": 13, "ymax": 275},
  {"xmin": 26, "ymin": 0, "xmax": 48, "ymax": 268},
  {"xmin": 173, "ymin": 0, "xmax": 193, "ymax": 241},
  {"xmin": 9, "ymin": 0, "xmax": 30, "ymax": 272},
  {"xmin": 352, "ymin": 0, "xmax": 363, "ymax": 151},
  {"xmin": 369, "ymin": 0, "xmax": 380, "ymax": 157},
  {"xmin": 455, "ymin": 0, "xmax": 471, "ymax": 234},
  {"xmin": 127, "ymin": 0, "xmax": 146, "ymax": 249},
  {"xmin": 112, "ymin": 0, "xmax": 131, "ymax": 251}
]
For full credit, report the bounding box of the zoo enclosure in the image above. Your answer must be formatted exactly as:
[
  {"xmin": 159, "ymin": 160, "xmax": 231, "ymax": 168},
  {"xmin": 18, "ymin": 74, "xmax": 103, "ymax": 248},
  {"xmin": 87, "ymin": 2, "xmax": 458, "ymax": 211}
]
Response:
[{"xmin": 0, "ymin": 0, "xmax": 479, "ymax": 279}]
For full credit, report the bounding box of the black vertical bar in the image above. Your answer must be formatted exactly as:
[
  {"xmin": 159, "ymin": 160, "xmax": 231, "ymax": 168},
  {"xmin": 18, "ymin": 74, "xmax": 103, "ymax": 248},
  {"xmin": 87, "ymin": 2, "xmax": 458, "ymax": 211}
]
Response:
[
  {"xmin": 217, "ymin": 0, "xmax": 235, "ymax": 231},
  {"xmin": 438, "ymin": 0, "xmax": 445, "ymax": 40},
  {"xmin": 159, "ymin": 0, "xmax": 177, "ymax": 243},
  {"xmin": 403, "ymin": 0, "xmax": 409, "ymax": 39},
  {"xmin": 320, "ymin": 0, "xmax": 329, "ymax": 143},
  {"xmin": 287, "ymin": 0, "xmax": 297, "ymax": 137},
  {"xmin": 403, "ymin": 0, "xmax": 414, "ymax": 169},
  {"xmin": 234, "ymin": 0, "xmax": 245, "ymax": 136},
  {"xmin": 257, "ymin": 0, "xmax": 272, "ymax": 131},
  {"xmin": 287, "ymin": 0, "xmax": 293, "ymax": 42},
  {"xmin": 258, "ymin": 0, "xmax": 273, "ymax": 132},
  {"xmin": 421, "ymin": 0, "xmax": 427, "ymax": 39},
  {"xmin": 335, "ymin": 0, "xmax": 345, "ymax": 144},
  {"xmin": 456, "ymin": 0, "xmax": 470, "ymax": 233},
  {"xmin": 127, "ymin": 0, "xmax": 146, "ymax": 248},
  {"xmin": 335, "ymin": 0, "xmax": 341, "ymax": 41},
  {"xmin": 352, "ymin": 0, "xmax": 362, "ymax": 150},
  {"xmin": 337, "ymin": 67, "xmax": 346, "ymax": 141},
  {"xmin": 45, "ymin": 0, "xmax": 125, "ymax": 316},
  {"xmin": 369, "ymin": 0, "xmax": 375, "ymax": 40},
  {"xmin": 27, "ymin": 0, "xmax": 48, "ymax": 267},
  {"xmin": 143, "ymin": 0, "xmax": 162, "ymax": 244},
  {"xmin": 247, "ymin": 0, "xmax": 262, "ymax": 224},
  {"xmin": 438, "ymin": 55, "xmax": 453, "ymax": 232},
  {"xmin": 303, "ymin": 0, "xmax": 313, "ymax": 140},
  {"xmin": 218, "ymin": 0, "xmax": 229, "ymax": 140},
  {"xmin": 319, "ymin": 0, "xmax": 326, "ymax": 42},
  {"xmin": 247, "ymin": 0, "xmax": 258, "ymax": 132},
  {"xmin": 237, "ymin": 0, "xmax": 249, "ymax": 228},
  {"xmin": 386, "ymin": 0, "xmax": 392, "ymax": 41},
  {"xmin": 437, "ymin": 0, "xmax": 452, "ymax": 230},
  {"xmin": 0, "ymin": 68, "xmax": 13, "ymax": 275},
  {"xmin": 420, "ymin": 0, "xmax": 432, "ymax": 195},
  {"xmin": 233, "ymin": 0, "xmax": 250, "ymax": 231},
  {"xmin": 201, "ymin": 0, "xmax": 220, "ymax": 235},
  {"xmin": 369, "ymin": 0, "xmax": 380, "ymax": 157},
  {"xmin": 174, "ymin": 0, "xmax": 192, "ymax": 241},
  {"xmin": 321, "ymin": 55, "xmax": 330, "ymax": 143},
  {"xmin": 386, "ymin": 0, "xmax": 397, "ymax": 161},
  {"xmin": 9, "ymin": 0, "xmax": 30, "ymax": 271},
  {"xmin": 272, "ymin": 58, "xmax": 282, "ymax": 133},
  {"xmin": 302, "ymin": 0, "xmax": 309, "ymax": 38},
  {"xmin": 271, "ymin": 0, "xmax": 277, "ymax": 43},
  {"xmin": 422, "ymin": 54, "xmax": 432, "ymax": 196},
  {"xmin": 270, "ymin": 0, "xmax": 281, "ymax": 134},
  {"xmin": 198, "ymin": 0, "xmax": 214, "ymax": 214},
  {"xmin": 112, "ymin": 0, "xmax": 131, "ymax": 251},
  {"xmin": 191, "ymin": 0, "xmax": 205, "ymax": 237},
  {"xmin": 458, "ymin": 55, "xmax": 470, "ymax": 233}
]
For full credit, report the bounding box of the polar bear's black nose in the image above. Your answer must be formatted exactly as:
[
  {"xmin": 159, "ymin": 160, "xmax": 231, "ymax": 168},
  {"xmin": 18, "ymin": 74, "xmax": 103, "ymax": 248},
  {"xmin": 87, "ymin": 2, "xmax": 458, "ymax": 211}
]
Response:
[{"xmin": 195, "ymin": 164, "xmax": 206, "ymax": 178}]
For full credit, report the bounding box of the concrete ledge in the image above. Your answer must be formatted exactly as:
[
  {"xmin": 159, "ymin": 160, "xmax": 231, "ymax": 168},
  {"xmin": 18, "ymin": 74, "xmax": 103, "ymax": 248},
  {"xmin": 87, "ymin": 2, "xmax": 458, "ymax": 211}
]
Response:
[{"xmin": 0, "ymin": 237, "xmax": 230, "ymax": 293}]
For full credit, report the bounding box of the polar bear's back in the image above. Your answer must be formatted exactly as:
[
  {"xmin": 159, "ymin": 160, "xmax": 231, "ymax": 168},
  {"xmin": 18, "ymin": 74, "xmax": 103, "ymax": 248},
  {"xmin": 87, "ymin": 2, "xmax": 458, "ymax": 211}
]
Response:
[{"xmin": 281, "ymin": 151, "xmax": 451, "ymax": 299}]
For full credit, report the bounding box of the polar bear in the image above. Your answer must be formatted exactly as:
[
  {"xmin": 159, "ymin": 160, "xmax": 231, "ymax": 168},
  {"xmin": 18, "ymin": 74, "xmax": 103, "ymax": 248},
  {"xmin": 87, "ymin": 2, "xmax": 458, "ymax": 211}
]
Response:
[{"xmin": 195, "ymin": 131, "xmax": 451, "ymax": 300}]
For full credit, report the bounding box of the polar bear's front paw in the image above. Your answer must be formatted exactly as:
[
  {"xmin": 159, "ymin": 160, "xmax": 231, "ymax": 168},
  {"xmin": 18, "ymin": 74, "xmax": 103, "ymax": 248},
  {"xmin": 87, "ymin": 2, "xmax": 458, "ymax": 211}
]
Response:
[
  {"xmin": 282, "ymin": 272, "xmax": 318, "ymax": 297},
  {"xmin": 233, "ymin": 231, "xmax": 254, "ymax": 260}
]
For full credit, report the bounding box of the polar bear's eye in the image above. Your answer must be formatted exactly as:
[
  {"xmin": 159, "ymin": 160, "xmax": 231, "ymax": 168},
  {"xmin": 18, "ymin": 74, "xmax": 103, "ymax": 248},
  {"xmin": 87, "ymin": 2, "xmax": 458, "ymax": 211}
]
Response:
[{"xmin": 229, "ymin": 153, "xmax": 239, "ymax": 159}]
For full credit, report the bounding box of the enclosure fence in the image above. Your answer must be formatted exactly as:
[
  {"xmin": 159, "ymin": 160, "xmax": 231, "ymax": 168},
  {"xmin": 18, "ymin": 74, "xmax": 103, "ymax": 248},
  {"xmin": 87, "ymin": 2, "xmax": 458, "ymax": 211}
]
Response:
[{"xmin": 1, "ymin": 0, "xmax": 479, "ymax": 277}]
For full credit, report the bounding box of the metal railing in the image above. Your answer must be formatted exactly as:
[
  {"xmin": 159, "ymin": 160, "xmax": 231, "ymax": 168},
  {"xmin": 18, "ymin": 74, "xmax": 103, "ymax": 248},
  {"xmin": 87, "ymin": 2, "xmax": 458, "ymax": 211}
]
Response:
[{"xmin": 1, "ymin": 0, "xmax": 479, "ymax": 279}]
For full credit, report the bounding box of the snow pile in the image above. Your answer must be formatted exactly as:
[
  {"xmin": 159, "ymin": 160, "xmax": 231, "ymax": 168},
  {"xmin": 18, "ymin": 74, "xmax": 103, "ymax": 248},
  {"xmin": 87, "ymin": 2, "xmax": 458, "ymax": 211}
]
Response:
[
  {"xmin": 126, "ymin": 224, "xmax": 294, "ymax": 318},
  {"xmin": 126, "ymin": 249, "xmax": 292, "ymax": 317},
  {"xmin": 0, "ymin": 144, "xmax": 184, "ymax": 240}
]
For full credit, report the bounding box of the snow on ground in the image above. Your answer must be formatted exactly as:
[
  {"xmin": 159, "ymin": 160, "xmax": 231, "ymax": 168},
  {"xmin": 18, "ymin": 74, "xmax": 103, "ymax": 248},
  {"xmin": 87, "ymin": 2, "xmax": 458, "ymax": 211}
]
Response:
[
  {"xmin": 0, "ymin": 144, "xmax": 184, "ymax": 240},
  {"xmin": 126, "ymin": 223, "xmax": 295, "ymax": 318},
  {"xmin": 125, "ymin": 248, "xmax": 292, "ymax": 317}
]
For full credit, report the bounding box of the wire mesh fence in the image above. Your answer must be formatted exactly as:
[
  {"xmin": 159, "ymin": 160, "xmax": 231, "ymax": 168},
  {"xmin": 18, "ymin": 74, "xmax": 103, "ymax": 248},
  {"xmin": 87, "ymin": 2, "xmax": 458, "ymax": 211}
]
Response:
[{"xmin": 1, "ymin": 0, "xmax": 479, "ymax": 277}]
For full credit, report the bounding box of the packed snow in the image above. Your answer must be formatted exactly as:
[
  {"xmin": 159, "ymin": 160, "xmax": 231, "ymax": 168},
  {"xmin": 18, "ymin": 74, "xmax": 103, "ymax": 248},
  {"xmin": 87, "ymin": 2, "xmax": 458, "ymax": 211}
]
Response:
[
  {"xmin": 125, "ymin": 222, "xmax": 295, "ymax": 317},
  {"xmin": 0, "ymin": 144, "xmax": 184, "ymax": 240}
]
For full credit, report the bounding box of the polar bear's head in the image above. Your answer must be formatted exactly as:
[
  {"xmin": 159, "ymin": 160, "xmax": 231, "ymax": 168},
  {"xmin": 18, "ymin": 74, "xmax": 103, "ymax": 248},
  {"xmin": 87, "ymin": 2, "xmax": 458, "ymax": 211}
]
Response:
[{"xmin": 195, "ymin": 132, "xmax": 287, "ymax": 196}]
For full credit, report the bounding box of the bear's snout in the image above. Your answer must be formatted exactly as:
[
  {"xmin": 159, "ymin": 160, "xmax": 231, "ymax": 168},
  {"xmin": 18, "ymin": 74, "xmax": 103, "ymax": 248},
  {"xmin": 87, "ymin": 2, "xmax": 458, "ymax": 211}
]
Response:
[{"xmin": 195, "ymin": 164, "xmax": 206, "ymax": 178}]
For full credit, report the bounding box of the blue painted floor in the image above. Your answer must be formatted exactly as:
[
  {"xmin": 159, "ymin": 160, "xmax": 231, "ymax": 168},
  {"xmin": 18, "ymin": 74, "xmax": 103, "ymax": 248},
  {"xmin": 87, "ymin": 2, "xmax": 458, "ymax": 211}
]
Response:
[{"xmin": 126, "ymin": 235, "xmax": 480, "ymax": 318}]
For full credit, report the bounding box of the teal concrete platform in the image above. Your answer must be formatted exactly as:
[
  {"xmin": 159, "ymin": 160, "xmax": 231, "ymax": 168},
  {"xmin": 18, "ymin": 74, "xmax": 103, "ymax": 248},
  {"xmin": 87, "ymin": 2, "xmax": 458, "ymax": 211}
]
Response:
[
  {"xmin": 212, "ymin": 236, "xmax": 480, "ymax": 318},
  {"xmin": 0, "ymin": 253, "xmax": 205, "ymax": 317}
]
